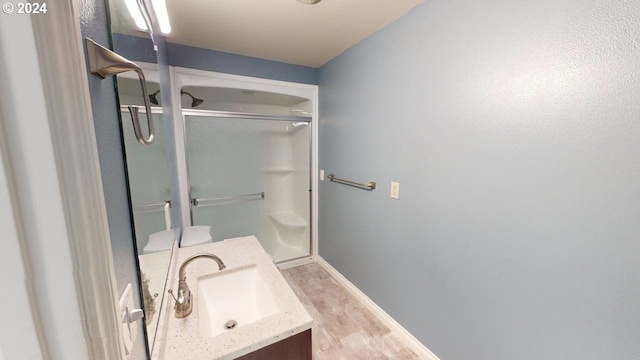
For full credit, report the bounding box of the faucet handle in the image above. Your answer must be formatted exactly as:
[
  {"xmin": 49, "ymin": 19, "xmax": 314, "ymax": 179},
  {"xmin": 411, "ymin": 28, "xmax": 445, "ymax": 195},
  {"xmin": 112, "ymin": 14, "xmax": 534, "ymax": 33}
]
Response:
[
  {"xmin": 168, "ymin": 287, "xmax": 193, "ymax": 318},
  {"xmin": 168, "ymin": 288, "xmax": 189, "ymax": 305},
  {"xmin": 168, "ymin": 288, "xmax": 188, "ymax": 306},
  {"xmin": 167, "ymin": 289, "xmax": 177, "ymax": 302}
]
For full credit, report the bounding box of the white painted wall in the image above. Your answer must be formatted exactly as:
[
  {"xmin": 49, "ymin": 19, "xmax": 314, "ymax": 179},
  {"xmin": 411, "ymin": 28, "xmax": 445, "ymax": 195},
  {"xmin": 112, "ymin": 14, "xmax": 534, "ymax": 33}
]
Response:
[
  {"xmin": 0, "ymin": 10, "xmax": 87, "ymax": 360},
  {"xmin": 0, "ymin": 128, "xmax": 44, "ymax": 360}
]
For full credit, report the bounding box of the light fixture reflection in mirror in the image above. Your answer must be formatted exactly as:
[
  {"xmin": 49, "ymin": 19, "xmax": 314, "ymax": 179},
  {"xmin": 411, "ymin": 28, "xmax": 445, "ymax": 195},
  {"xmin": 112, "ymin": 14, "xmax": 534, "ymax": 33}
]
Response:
[{"xmin": 125, "ymin": 0, "xmax": 172, "ymax": 34}]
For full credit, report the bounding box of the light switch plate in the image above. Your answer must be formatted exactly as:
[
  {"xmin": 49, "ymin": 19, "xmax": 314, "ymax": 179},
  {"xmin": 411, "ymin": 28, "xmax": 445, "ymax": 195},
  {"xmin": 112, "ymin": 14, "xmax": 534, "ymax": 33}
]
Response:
[
  {"xmin": 320, "ymin": 169, "xmax": 325, "ymax": 181},
  {"xmin": 390, "ymin": 182, "xmax": 400, "ymax": 199}
]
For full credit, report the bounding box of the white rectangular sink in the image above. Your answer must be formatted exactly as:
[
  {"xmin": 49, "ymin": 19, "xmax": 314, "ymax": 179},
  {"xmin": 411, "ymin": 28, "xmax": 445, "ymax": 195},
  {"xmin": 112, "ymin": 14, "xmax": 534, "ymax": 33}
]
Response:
[{"xmin": 197, "ymin": 264, "xmax": 280, "ymax": 338}]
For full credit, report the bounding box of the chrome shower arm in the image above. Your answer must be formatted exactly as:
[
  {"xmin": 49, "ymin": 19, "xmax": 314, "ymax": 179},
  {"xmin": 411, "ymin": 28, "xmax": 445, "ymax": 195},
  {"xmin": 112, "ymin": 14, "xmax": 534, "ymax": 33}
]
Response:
[{"xmin": 85, "ymin": 38, "xmax": 155, "ymax": 145}]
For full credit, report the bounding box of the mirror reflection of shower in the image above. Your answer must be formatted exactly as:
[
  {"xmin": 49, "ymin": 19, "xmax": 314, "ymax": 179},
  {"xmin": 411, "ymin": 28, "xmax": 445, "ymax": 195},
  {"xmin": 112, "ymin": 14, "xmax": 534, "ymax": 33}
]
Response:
[{"xmin": 147, "ymin": 89, "xmax": 205, "ymax": 108}]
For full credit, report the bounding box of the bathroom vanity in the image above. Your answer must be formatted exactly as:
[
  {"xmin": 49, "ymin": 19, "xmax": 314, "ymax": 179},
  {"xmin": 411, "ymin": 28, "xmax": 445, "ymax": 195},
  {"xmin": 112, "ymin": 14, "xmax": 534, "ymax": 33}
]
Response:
[
  {"xmin": 235, "ymin": 329, "xmax": 311, "ymax": 360},
  {"xmin": 152, "ymin": 236, "xmax": 312, "ymax": 359}
]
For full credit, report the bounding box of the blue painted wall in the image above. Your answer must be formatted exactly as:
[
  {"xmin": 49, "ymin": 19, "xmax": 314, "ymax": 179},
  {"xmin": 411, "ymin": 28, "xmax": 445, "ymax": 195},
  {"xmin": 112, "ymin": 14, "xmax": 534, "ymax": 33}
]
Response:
[
  {"xmin": 166, "ymin": 42, "xmax": 318, "ymax": 85},
  {"xmin": 318, "ymin": 1, "xmax": 640, "ymax": 359},
  {"xmin": 113, "ymin": 33, "xmax": 318, "ymax": 84}
]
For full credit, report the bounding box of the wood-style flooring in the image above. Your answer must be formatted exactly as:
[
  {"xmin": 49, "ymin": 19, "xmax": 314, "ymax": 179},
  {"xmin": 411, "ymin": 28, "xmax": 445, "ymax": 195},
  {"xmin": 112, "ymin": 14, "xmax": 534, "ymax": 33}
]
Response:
[{"xmin": 282, "ymin": 263, "xmax": 420, "ymax": 360}]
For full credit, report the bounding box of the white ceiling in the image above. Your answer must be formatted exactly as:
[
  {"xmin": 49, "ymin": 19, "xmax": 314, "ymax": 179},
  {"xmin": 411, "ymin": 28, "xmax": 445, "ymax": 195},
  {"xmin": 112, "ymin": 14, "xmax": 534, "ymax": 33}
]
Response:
[{"xmin": 112, "ymin": 0, "xmax": 424, "ymax": 68}]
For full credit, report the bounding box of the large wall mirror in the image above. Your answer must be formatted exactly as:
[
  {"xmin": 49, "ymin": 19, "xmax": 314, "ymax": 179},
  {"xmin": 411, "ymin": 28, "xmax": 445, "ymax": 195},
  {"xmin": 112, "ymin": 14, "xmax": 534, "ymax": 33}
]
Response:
[
  {"xmin": 116, "ymin": 74, "xmax": 173, "ymax": 350},
  {"xmin": 106, "ymin": 0, "xmax": 176, "ymax": 354}
]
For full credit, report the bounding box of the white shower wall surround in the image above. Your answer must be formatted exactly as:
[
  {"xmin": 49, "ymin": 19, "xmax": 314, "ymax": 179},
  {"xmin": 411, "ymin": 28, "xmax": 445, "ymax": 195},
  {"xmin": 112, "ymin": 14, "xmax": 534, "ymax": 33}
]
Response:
[{"xmin": 259, "ymin": 121, "xmax": 311, "ymax": 262}]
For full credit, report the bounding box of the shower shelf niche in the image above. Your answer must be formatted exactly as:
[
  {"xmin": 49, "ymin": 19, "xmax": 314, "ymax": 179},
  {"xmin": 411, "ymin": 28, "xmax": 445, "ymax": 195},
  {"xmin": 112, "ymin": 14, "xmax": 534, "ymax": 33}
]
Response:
[{"xmin": 269, "ymin": 211, "xmax": 308, "ymax": 229}]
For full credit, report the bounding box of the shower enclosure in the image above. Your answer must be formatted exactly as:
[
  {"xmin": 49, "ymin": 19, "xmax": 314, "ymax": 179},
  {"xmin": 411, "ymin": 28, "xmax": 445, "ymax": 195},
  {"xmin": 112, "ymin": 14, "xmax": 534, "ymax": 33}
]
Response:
[
  {"xmin": 172, "ymin": 70, "xmax": 318, "ymax": 265},
  {"xmin": 184, "ymin": 112, "xmax": 311, "ymax": 262}
]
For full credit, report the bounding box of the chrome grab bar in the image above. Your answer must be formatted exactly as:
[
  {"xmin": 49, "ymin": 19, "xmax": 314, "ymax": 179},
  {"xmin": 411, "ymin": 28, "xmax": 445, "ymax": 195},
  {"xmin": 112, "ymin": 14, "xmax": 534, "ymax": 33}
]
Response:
[
  {"xmin": 327, "ymin": 174, "xmax": 376, "ymax": 190},
  {"xmin": 192, "ymin": 192, "xmax": 265, "ymax": 208},
  {"xmin": 86, "ymin": 38, "xmax": 155, "ymax": 145},
  {"xmin": 133, "ymin": 201, "xmax": 171, "ymax": 231}
]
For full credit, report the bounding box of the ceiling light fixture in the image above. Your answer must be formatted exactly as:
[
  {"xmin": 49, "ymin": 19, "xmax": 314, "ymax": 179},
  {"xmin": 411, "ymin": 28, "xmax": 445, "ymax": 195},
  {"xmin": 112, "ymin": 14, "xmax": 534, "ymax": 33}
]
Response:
[
  {"xmin": 125, "ymin": 0, "xmax": 172, "ymax": 34},
  {"xmin": 297, "ymin": 0, "xmax": 322, "ymax": 4}
]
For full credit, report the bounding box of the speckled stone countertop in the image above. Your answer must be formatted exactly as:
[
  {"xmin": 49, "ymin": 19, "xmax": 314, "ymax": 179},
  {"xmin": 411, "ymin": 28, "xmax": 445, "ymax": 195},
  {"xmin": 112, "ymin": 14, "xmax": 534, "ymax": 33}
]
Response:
[{"xmin": 153, "ymin": 236, "xmax": 313, "ymax": 360}]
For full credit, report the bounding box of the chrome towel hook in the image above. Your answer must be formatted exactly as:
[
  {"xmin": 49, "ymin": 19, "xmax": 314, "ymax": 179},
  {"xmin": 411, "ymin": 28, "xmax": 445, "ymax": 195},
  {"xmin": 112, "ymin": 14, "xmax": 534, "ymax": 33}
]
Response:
[{"xmin": 85, "ymin": 38, "xmax": 155, "ymax": 145}]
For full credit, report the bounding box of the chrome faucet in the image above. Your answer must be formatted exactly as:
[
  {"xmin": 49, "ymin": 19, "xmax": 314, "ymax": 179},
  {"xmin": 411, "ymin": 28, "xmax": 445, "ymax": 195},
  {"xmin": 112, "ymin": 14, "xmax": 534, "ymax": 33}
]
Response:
[{"xmin": 168, "ymin": 253, "xmax": 226, "ymax": 318}]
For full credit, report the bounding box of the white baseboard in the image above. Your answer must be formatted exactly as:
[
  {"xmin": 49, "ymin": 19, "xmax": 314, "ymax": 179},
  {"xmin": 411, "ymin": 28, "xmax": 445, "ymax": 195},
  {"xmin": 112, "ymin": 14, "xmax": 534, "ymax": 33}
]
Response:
[{"xmin": 316, "ymin": 256, "xmax": 440, "ymax": 360}]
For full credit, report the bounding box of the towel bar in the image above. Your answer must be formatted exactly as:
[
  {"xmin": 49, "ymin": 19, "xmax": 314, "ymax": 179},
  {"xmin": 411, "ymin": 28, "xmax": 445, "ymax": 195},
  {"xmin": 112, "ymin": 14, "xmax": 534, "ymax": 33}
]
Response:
[
  {"xmin": 192, "ymin": 192, "xmax": 265, "ymax": 207},
  {"xmin": 327, "ymin": 174, "xmax": 376, "ymax": 190}
]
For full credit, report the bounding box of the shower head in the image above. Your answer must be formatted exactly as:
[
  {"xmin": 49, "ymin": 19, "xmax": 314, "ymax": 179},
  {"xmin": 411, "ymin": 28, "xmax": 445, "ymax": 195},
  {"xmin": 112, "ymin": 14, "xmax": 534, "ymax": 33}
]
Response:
[
  {"xmin": 181, "ymin": 90, "xmax": 204, "ymax": 107},
  {"xmin": 149, "ymin": 90, "xmax": 161, "ymax": 105},
  {"xmin": 147, "ymin": 89, "xmax": 204, "ymax": 107}
]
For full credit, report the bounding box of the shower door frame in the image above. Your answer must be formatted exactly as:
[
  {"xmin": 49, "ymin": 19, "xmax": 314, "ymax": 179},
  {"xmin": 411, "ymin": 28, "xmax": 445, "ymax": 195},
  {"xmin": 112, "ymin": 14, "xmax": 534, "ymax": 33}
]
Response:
[{"xmin": 170, "ymin": 67, "xmax": 319, "ymax": 268}]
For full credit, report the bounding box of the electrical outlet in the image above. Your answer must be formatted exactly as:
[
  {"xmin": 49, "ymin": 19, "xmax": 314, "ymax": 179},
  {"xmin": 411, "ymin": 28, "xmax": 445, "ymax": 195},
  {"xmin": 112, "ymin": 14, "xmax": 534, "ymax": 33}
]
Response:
[
  {"xmin": 320, "ymin": 169, "xmax": 325, "ymax": 181},
  {"xmin": 390, "ymin": 182, "xmax": 400, "ymax": 199}
]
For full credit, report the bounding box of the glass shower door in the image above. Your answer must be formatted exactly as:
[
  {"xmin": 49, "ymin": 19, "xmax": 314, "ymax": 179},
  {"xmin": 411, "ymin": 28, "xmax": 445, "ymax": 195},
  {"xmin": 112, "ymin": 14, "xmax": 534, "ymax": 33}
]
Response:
[{"xmin": 185, "ymin": 114, "xmax": 310, "ymax": 263}]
